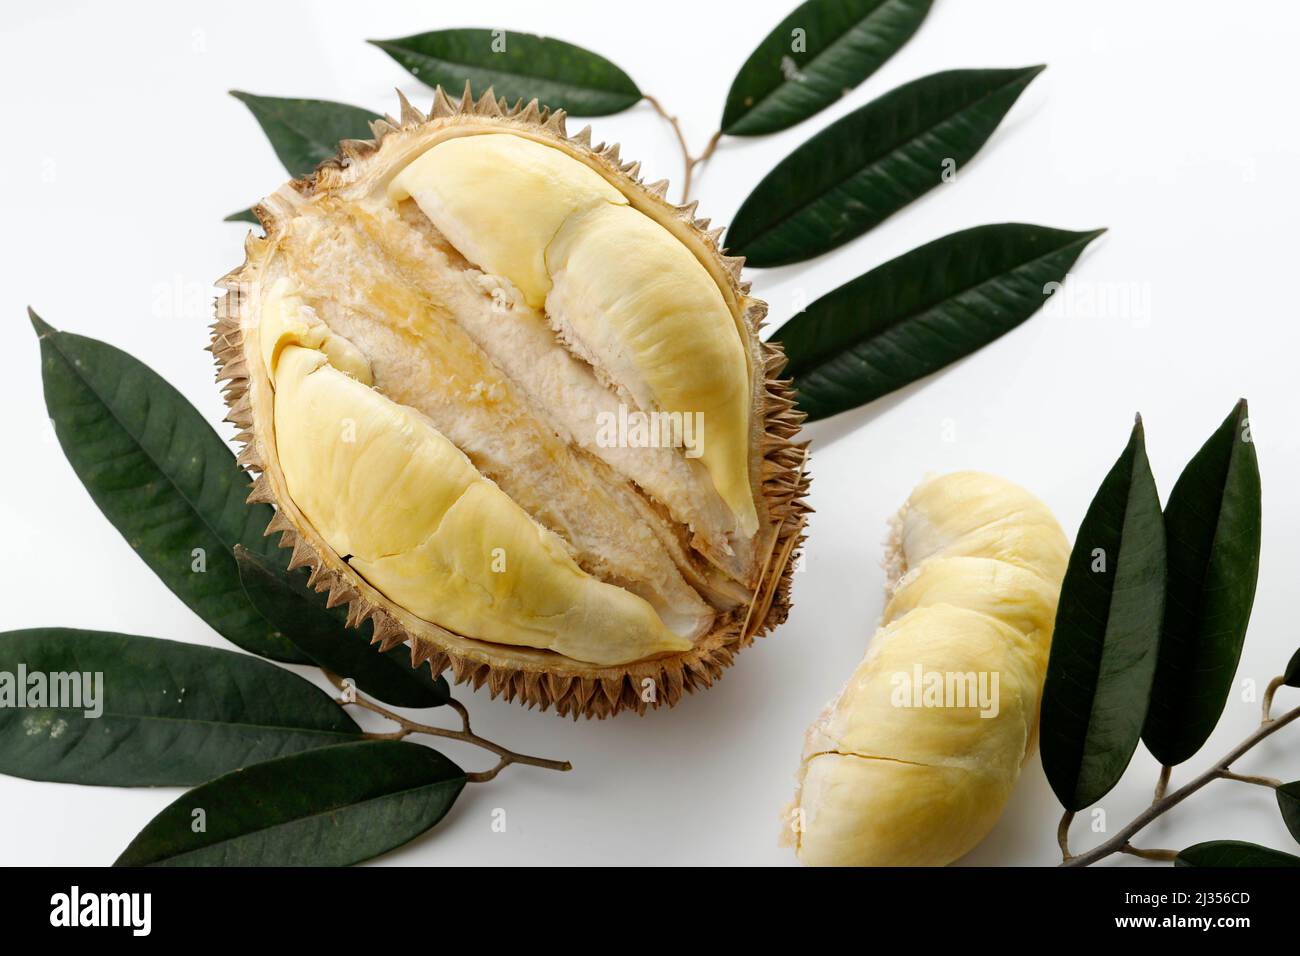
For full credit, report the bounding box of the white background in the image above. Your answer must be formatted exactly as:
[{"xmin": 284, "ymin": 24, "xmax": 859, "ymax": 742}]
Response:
[{"xmin": 2, "ymin": 0, "xmax": 1298, "ymax": 867}]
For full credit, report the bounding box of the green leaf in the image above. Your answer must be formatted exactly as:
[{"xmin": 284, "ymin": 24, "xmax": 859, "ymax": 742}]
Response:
[
  {"xmin": 722, "ymin": 0, "xmax": 933, "ymax": 136},
  {"xmin": 0, "ymin": 628, "xmax": 359, "ymax": 787},
  {"xmin": 230, "ymin": 91, "xmax": 376, "ymax": 178},
  {"xmin": 1284, "ymin": 648, "xmax": 1300, "ymax": 687},
  {"xmin": 30, "ymin": 311, "xmax": 306, "ymax": 662},
  {"xmin": 1175, "ymin": 841, "xmax": 1300, "ymax": 867},
  {"xmin": 1041, "ymin": 418, "xmax": 1166, "ymax": 811},
  {"xmin": 727, "ymin": 66, "xmax": 1045, "ymax": 267},
  {"xmin": 775, "ymin": 223, "xmax": 1104, "ymax": 421},
  {"xmin": 1277, "ymin": 782, "xmax": 1300, "ymax": 843},
  {"xmin": 1143, "ymin": 401, "xmax": 1261, "ymax": 766},
  {"xmin": 115, "ymin": 741, "xmax": 465, "ymax": 866},
  {"xmin": 368, "ymin": 29, "xmax": 640, "ymax": 116},
  {"xmin": 235, "ymin": 547, "xmax": 449, "ymax": 709},
  {"xmin": 224, "ymin": 207, "xmax": 260, "ymax": 224}
]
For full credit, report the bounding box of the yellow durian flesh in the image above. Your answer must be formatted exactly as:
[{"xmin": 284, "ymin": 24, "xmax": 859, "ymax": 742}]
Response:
[
  {"xmin": 265, "ymin": 286, "xmax": 690, "ymax": 668},
  {"xmin": 387, "ymin": 132, "xmax": 758, "ymax": 539},
  {"xmin": 388, "ymin": 133, "xmax": 626, "ymax": 310},
  {"xmin": 790, "ymin": 472, "xmax": 1068, "ymax": 866}
]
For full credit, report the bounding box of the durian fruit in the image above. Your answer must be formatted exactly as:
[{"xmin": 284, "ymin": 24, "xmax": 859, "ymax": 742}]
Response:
[
  {"xmin": 786, "ymin": 472, "xmax": 1067, "ymax": 865},
  {"xmin": 213, "ymin": 86, "xmax": 810, "ymax": 718}
]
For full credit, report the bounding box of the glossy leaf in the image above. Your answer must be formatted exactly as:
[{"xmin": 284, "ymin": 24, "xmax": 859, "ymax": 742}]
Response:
[
  {"xmin": 230, "ymin": 92, "xmax": 376, "ymax": 178},
  {"xmin": 235, "ymin": 547, "xmax": 449, "ymax": 709},
  {"xmin": 31, "ymin": 311, "xmax": 307, "ymax": 662},
  {"xmin": 0, "ymin": 629, "xmax": 359, "ymax": 787},
  {"xmin": 1277, "ymin": 782, "xmax": 1300, "ymax": 843},
  {"xmin": 775, "ymin": 223, "xmax": 1104, "ymax": 421},
  {"xmin": 1143, "ymin": 401, "xmax": 1261, "ymax": 766},
  {"xmin": 1175, "ymin": 841, "xmax": 1300, "ymax": 867},
  {"xmin": 722, "ymin": 0, "xmax": 932, "ymax": 135},
  {"xmin": 1041, "ymin": 419, "xmax": 1166, "ymax": 811},
  {"xmin": 1284, "ymin": 648, "xmax": 1300, "ymax": 687},
  {"xmin": 727, "ymin": 66, "xmax": 1044, "ymax": 266},
  {"xmin": 369, "ymin": 29, "xmax": 640, "ymax": 116},
  {"xmin": 224, "ymin": 207, "xmax": 259, "ymax": 225},
  {"xmin": 115, "ymin": 741, "xmax": 465, "ymax": 866}
]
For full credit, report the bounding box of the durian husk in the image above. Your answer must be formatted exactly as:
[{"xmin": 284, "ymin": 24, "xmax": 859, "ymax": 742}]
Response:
[{"xmin": 212, "ymin": 85, "xmax": 811, "ymax": 718}]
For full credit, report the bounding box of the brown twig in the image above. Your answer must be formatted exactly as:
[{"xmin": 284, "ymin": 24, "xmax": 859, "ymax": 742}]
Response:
[
  {"xmin": 1061, "ymin": 698, "xmax": 1300, "ymax": 867},
  {"xmin": 321, "ymin": 671, "xmax": 572, "ymax": 780},
  {"xmin": 644, "ymin": 94, "xmax": 722, "ymax": 204}
]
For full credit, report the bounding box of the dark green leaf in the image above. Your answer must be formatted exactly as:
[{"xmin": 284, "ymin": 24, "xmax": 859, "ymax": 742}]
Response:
[
  {"xmin": 1175, "ymin": 840, "xmax": 1300, "ymax": 867},
  {"xmin": 775, "ymin": 223, "xmax": 1104, "ymax": 421},
  {"xmin": 230, "ymin": 92, "xmax": 376, "ymax": 178},
  {"xmin": 722, "ymin": 0, "xmax": 933, "ymax": 136},
  {"xmin": 115, "ymin": 741, "xmax": 465, "ymax": 866},
  {"xmin": 369, "ymin": 29, "xmax": 640, "ymax": 116},
  {"xmin": 235, "ymin": 547, "xmax": 449, "ymax": 709},
  {"xmin": 1143, "ymin": 401, "xmax": 1261, "ymax": 766},
  {"xmin": 1284, "ymin": 648, "xmax": 1300, "ymax": 687},
  {"xmin": 1278, "ymin": 782, "xmax": 1300, "ymax": 843},
  {"xmin": 1041, "ymin": 418, "xmax": 1166, "ymax": 811},
  {"xmin": 30, "ymin": 310, "xmax": 306, "ymax": 662},
  {"xmin": 727, "ymin": 66, "xmax": 1044, "ymax": 266},
  {"xmin": 224, "ymin": 207, "xmax": 260, "ymax": 224},
  {"xmin": 0, "ymin": 629, "xmax": 358, "ymax": 787}
]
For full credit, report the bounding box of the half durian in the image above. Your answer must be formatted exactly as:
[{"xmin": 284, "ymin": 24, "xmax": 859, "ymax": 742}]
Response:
[{"xmin": 213, "ymin": 86, "xmax": 810, "ymax": 718}]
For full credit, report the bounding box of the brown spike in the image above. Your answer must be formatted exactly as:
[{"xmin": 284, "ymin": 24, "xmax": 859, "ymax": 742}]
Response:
[
  {"xmin": 263, "ymin": 509, "xmax": 295, "ymax": 537},
  {"xmin": 475, "ymin": 88, "xmax": 500, "ymax": 115},
  {"xmin": 345, "ymin": 598, "xmax": 374, "ymax": 629},
  {"xmin": 430, "ymin": 87, "xmax": 457, "ymax": 118},
  {"xmin": 395, "ymin": 88, "xmax": 425, "ymax": 126},
  {"xmin": 458, "ymin": 80, "xmax": 475, "ymax": 113},
  {"xmin": 544, "ymin": 109, "xmax": 567, "ymax": 136},
  {"xmin": 286, "ymin": 536, "xmax": 316, "ymax": 571},
  {"xmin": 246, "ymin": 474, "xmax": 275, "ymax": 504},
  {"xmin": 572, "ymin": 126, "xmax": 593, "ymax": 148}
]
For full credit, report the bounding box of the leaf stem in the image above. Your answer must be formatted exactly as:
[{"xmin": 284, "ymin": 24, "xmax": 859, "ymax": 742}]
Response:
[
  {"xmin": 1120, "ymin": 844, "xmax": 1178, "ymax": 861},
  {"xmin": 1263, "ymin": 676, "xmax": 1283, "ymax": 722},
  {"xmin": 322, "ymin": 671, "xmax": 572, "ymax": 778},
  {"xmin": 1057, "ymin": 810, "xmax": 1074, "ymax": 862},
  {"xmin": 1218, "ymin": 770, "xmax": 1281, "ymax": 789},
  {"xmin": 644, "ymin": 94, "xmax": 721, "ymax": 204},
  {"xmin": 1060, "ymin": 700, "xmax": 1300, "ymax": 867},
  {"xmin": 1152, "ymin": 765, "xmax": 1171, "ymax": 803}
]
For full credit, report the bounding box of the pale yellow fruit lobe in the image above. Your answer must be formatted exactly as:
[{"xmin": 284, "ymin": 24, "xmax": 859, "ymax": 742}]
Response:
[
  {"xmin": 547, "ymin": 203, "xmax": 757, "ymax": 535},
  {"xmin": 264, "ymin": 288, "xmax": 690, "ymax": 667},
  {"xmin": 387, "ymin": 132, "xmax": 757, "ymax": 538},
  {"xmin": 790, "ymin": 471, "xmax": 1068, "ymax": 866},
  {"xmin": 387, "ymin": 133, "xmax": 626, "ymax": 309}
]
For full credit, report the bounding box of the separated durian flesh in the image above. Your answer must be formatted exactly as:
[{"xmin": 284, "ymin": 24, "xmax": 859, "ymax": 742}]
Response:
[
  {"xmin": 787, "ymin": 472, "xmax": 1067, "ymax": 865},
  {"xmin": 214, "ymin": 88, "xmax": 810, "ymax": 717}
]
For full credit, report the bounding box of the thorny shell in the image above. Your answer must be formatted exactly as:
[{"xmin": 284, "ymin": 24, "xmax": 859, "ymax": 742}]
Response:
[{"xmin": 212, "ymin": 85, "xmax": 811, "ymax": 718}]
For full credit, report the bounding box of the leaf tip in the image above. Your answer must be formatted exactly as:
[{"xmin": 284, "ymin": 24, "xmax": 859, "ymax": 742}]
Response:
[{"xmin": 28, "ymin": 307, "xmax": 54, "ymax": 338}]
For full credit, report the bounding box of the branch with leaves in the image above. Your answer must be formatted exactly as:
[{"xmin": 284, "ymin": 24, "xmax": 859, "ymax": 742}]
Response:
[{"xmin": 1043, "ymin": 402, "xmax": 1300, "ymax": 867}]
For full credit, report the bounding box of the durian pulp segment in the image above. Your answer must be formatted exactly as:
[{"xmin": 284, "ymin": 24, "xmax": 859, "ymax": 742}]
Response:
[
  {"xmin": 388, "ymin": 132, "xmax": 760, "ymax": 540},
  {"xmin": 262, "ymin": 279, "xmax": 691, "ymax": 667},
  {"xmin": 790, "ymin": 472, "xmax": 1069, "ymax": 866}
]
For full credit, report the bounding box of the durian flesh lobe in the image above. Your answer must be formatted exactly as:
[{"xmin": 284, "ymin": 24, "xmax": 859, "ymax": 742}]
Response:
[
  {"xmin": 789, "ymin": 472, "xmax": 1068, "ymax": 866},
  {"xmin": 217, "ymin": 89, "xmax": 809, "ymax": 709}
]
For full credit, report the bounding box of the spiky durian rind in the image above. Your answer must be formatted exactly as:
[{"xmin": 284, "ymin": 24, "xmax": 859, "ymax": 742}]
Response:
[{"xmin": 212, "ymin": 85, "xmax": 811, "ymax": 718}]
